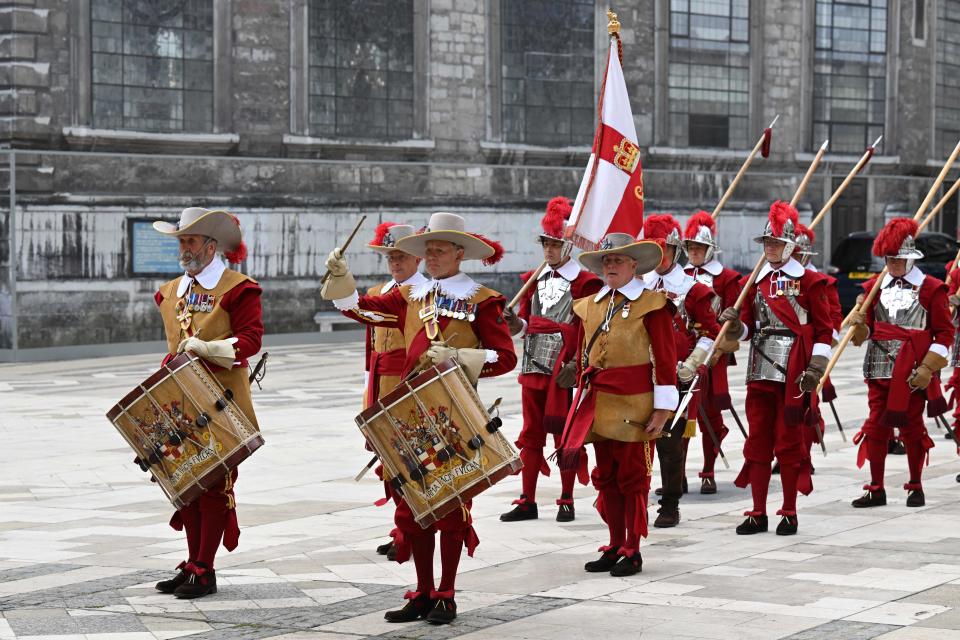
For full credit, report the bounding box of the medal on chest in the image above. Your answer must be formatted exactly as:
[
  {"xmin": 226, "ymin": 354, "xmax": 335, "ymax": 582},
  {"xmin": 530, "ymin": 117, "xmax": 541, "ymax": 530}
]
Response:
[{"xmin": 419, "ymin": 291, "xmax": 477, "ymax": 340}]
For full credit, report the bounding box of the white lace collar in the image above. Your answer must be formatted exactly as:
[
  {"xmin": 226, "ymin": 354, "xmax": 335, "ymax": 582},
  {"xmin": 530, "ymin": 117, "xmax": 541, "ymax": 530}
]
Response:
[
  {"xmin": 881, "ymin": 265, "xmax": 924, "ymax": 288},
  {"xmin": 383, "ymin": 271, "xmax": 428, "ymax": 293},
  {"xmin": 176, "ymin": 255, "xmax": 226, "ymax": 297},
  {"xmin": 805, "ymin": 263, "xmax": 819, "ymax": 273},
  {"xmin": 594, "ymin": 277, "xmax": 650, "ymax": 302},
  {"xmin": 757, "ymin": 257, "xmax": 805, "ymax": 282},
  {"xmin": 539, "ymin": 258, "xmax": 581, "ymax": 282},
  {"xmin": 685, "ymin": 259, "xmax": 723, "ymax": 276},
  {"xmin": 409, "ymin": 271, "xmax": 481, "ymax": 301},
  {"xmin": 642, "ymin": 264, "xmax": 693, "ymax": 296}
]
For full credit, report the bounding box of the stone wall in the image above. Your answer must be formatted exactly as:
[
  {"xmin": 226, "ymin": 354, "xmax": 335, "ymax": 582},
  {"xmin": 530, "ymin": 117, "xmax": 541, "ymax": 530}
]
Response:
[{"xmin": 1, "ymin": 0, "xmax": 956, "ymax": 354}]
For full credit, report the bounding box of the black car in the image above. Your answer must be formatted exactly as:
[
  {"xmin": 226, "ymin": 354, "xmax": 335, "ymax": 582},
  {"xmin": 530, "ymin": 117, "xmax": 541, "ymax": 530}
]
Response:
[{"xmin": 826, "ymin": 231, "xmax": 960, "ymax": 312}]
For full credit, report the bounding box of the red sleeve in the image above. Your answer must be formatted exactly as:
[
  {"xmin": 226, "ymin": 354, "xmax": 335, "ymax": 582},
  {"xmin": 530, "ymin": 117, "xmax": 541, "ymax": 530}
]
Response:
[
  {"xmin": 923, "ymin": 277, "xmax": 955, "ymax": 349},
  {"xmin": 721, "ymin": 268, "xmax": 741, "ymax": 309},
  {"xmin": 364, "ymin": 327, "xmax": 373, "ymax": 373},
  {"xmin": 219, "ymin": 281, "xmax": 264, "ymax": 362},
  {"xmin": 644, "ymin": 305, "xmax": 678, "ymax": 387},
  {"xmin": 949, "ymin": 268, "xmax": 960, "ymax": 289},
  {"xmin": 803, "ymin": 274, "xmax": 834, "ymax": 346},
  {"xmin": 686, "ymin": 283, "xmax": 720, "ymax": 340},
  {"xmin": 155, "ymin": 291, "xmax": 164, "ymax": 306},
  {"xmin": 343, "ymin": 287, "xmax": 407, "ymax": 330},
  {"xmin": 827, "ymin": 277, "xmax": 842, "ymax": 331},
  {"xmin": 517, "ymin": 271, "xmax": 534, "ymax": 322},
  {"xmin": 475, "ymin": 295, "xmax": 518, "ymax": 378},
  {"xmin": 572, "ymin": 272, "xmax": 603, "ymax": 299}
]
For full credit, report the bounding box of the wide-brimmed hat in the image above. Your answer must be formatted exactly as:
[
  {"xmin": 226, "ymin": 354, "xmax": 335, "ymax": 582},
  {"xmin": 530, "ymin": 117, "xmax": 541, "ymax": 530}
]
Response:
[
  {"xmin": 578, "ymin": 232, "xmax": 663, "ymax": 275},
  {"xmin": 368, "ymin": 222, "xmax": 418, "ymax": 256},
  {"xmin": 395, "ymin": 212, "xmax": 504, "ymax": 264},
  {"xmin": 153, "ymin": 207, "xmax": 243, "ymax": 253}
]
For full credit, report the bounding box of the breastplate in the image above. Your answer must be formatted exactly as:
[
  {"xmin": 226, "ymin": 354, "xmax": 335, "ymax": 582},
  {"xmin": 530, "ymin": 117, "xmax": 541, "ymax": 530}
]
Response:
[
  {"xmin": 864, "ymin": 284, "xmax": 925, "ymax": 379},
  {"xmin": 521, "ymin": 277, "xmax": 574, "ymax": 375},
  {"xmin": 746, "ymin": 284, "xmax": 806, "ymax": 383}
]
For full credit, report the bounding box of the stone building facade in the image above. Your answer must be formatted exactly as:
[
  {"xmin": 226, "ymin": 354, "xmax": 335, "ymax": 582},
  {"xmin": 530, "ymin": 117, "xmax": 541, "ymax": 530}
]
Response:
[{"xmin": 1, "ymin": 0, "xmax": 958, "ymax": 355}]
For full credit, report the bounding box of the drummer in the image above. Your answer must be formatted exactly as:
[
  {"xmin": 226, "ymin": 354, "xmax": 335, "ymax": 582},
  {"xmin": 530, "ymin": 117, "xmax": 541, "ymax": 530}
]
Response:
[
  {"xmin": 362, "ymin": 222, "xmax": 427, "ymax": 561},
  {"xmin": 321, "ymin": 212, "xmax": 516, "ymax": 625},
  {"xmin": 151, "ymin": 207, "xmax": 263, "ymax": 599}
]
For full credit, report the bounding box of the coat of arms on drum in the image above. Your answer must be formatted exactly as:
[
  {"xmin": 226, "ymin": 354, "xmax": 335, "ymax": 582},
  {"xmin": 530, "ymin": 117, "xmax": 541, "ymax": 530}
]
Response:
[{"xmin": 390, "ymin": 404, "xmax": 467, "ymax": 475}]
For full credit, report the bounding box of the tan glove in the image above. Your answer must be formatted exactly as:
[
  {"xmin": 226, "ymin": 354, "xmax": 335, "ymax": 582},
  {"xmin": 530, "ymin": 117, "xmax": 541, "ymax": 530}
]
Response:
[
  {"xmin": 502, "ymin": 306, "xmax": 524, "ymax": 336},
  {"xmin": 678, "ymin": 346, "xmax": 708, "ymax": 383},
  {"xmin": 846, "ymin": 308, "xmax": 869, "ymax": 346},
  {"xmin": 426, "ymin": 342, "xmax": 486, "ymax": 385},
  {"xmin": 320, "ymin": 248, "xmax": 357, "ymax": 300},
  {"xmin": 909, "ymin": 351, "xmax": 949, "ymax": 391},
  {"xmin": 556, "ymin": 360, "xmax": 577, "ymax": 388},
  {"xmin": 796, "ymin": 354, "xmax": 829, "ymax": 393},
  {"xmin": 178, "ymin": 337, "xmax": 236, "ymax": 368},
  {"xmin": 718, "ymin": 307, "xmax": 743, "ymax": 340}
]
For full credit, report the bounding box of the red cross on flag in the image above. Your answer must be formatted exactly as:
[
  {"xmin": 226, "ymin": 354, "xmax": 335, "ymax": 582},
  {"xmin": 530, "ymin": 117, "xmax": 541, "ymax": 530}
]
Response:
[{"xmin": 566, "ymin": 35, "xmax": 645, "ymax": 250}]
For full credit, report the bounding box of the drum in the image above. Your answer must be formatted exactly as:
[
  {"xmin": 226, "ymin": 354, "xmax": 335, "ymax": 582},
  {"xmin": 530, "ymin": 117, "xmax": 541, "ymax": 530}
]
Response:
[
  {"xmin": 106, "ymin": 353, "xmax": 264, "ymax": 510},
  {"xmin": 356, "ymin": 359, "xmax": 522, "ymax": 528}
]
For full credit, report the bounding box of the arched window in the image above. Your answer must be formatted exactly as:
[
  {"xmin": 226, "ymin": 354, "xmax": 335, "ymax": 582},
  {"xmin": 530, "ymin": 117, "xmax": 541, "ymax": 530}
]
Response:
[
  {"xmin": 500, "ymin": 0, "xmax": 595, "ymax": 147},
  {"xmin": 667, "ymin": 0, "xmax": 750, "ymax": 149},
  {"xmin": 91, "ymin": 0, "xmax": 214, "ymax": 132},
  {"xmin": 936, "ymin": 1, "xmax": 960, "ymax": 158},
  {"xmin": 813, "ymin": 0, "xmax": 887, "ymax": 154},
  {"xmin": 307, "ymin": 0, "xmax": 415, "ymax": 139}
]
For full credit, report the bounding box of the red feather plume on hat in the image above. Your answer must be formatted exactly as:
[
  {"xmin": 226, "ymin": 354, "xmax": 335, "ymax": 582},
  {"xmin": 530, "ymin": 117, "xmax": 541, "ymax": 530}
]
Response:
[
  {"xmin": 683, "ymin": 210, "xmax": 716, "ymax": 240},
  {"xmin": 796, "ymin": 223, "xmax": 815, "ymax": 243},
  {"xmin": 225, "ymin": 241, "xmax": 247, "ymax": 264},
  {"xmin": 468, "ymin": 233, "xmax": 505, "ymax": 266},
  {"xmin": 642, "ymin": 213, "xmax": 681, "ymax": 241},
  {"xmin": 224, "ymin": 213, "xmax": 247, "ymax": 263},
  {"xmin": 371, "ymin": 221, "xmax": 398, "ymax": 247},
  {"xmin": 768, "ymin": 200, "xmax": 799, "ymax": 238},
  {"xmin": 541, "ymin": 196, "xmax": 572, "ymax": 238},
  {"xmin": 873, "ymin": 217, "xmax": 918, "ymax": 257}
]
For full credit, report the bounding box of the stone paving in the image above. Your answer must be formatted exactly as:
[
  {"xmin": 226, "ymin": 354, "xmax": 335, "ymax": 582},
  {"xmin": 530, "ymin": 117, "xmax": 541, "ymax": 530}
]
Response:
[{"xmin": 1, "ymin": 339, "xmax": 960, "ymax": 639}]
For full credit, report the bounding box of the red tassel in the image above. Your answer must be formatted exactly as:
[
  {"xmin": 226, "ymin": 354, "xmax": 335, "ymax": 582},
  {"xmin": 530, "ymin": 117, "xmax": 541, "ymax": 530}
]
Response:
[
  {"xmin": 372, "ymin": 221, "xmax": 397, "ymax": 247},
  {"xmin": 641, "ymin": 214, "xmax": 681, "ymax": 242},
  {"xmin": 683, "ymin": 211, "xmax": 716, "ymax": 241},
  {"xmin": 541, "ymin": 196, "xmax": 572, "ymax": 238},
  {"xmin": 224, "ymin": 241, "xmax": 247, "ymax": 264},
  {"xmin": 761, "ymin": 127, "xmax": 772, "ymax": 158},
  {"xmin": 470, "ymin": 233, "xmax": 504, "ymax": 265}
]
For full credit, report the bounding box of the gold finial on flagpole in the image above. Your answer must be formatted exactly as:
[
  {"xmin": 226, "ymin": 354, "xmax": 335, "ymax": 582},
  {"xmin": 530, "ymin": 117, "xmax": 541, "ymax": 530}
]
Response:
[{"xmin": 607, "ymin": 10, "xmax": 620, "ymax": 35}]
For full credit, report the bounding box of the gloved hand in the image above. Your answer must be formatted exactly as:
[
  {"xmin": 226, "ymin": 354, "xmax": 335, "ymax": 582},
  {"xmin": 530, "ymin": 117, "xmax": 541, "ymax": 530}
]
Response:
[
  {"xmin": 909, "ymin": 351, "xmax": 949, "ymax": 391},
  {"xmin": 320, "ymin": 247, "xmax": 357, "ymax": 300},
  {"xmin": 502, "ymin": 306, "xmax": 524, "ymax": 336},
  {"xmin": 718, "ymin": 307, "xmax": 743, "ymax": 339},
  {"xmin": 426, "ymin": 342, "xmax": 486, "ymax": 385},
  {"xmin": 846, "ymin": 307, "xmax": 870, "ymax": 346},
  {"xmin": 178, "ymin": 337, "xmax": 236, "ymax": 368},
  {"xmin": 678, "ymin": 346, "xmax": 708, "ymax": 383},
  {"xmin": 796, "ymin": 354, "xmax": 829, "ymax": 393},
  {"xmin": 949, "ymin": 294, "xmax": 960, "ymax": 308},
  {"xmin": 556, "ymin": 361, "xmax": 578, "ymax": 388}
]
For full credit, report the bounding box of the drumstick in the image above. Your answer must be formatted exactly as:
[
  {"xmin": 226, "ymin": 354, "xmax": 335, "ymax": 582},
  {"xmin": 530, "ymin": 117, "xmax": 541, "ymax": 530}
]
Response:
[
  {"xmin": 355, "ymin": 454, "xmax": 380, "ymax": 482},
  {"xmin": 320, "ymin": 215, "xmax": 367, "ymax": 286}
]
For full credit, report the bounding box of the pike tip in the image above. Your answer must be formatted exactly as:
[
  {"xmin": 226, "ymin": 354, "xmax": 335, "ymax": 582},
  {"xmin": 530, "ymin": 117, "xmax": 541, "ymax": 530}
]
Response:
[
  {"xmin": 819, "ymin": 139, "xmax": 830, "ymax": 152},
  {"xmin": 870, "ymin": 134, "xmax": 884, "ymax": 149},
  {"xmin": 768, "ymin": 114, "xmax": 780, "ymax": 128}
]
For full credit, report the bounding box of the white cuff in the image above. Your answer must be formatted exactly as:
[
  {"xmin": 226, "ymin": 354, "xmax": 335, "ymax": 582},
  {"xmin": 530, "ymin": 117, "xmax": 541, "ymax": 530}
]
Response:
[
  {"xmin": 485, "ymin": 349, "xmax": 499, "ymax": 364},
  {"xmin": 740, "ymin": 324, "xmax": 750, "ymax": 341},
  {"xmin": 654, "ymin": 385, "xmax": 680, "ymax": 411},
  {"xmin": 930, "ymin": 344, "xmax": 949, "ymax": 359},
  {"xmin": 516, "ymin": 318, "xmax": 528, "ymax": 338},
  {"xmin": 332, "ymin": 290, "xmax": 359, "ymax": 311},
  {"xmin": 832, "ymin": 329, "xmax": 840, "ymax": 342},
  {"xmin": 695, "ymin": 336, "xmax": 715, "ymax": 352},
  {"xmin": 812, "ymin": 342, "xmax": 832, "ymax": 359},
  {"xmin": 363, "ymin": 371, "xmax": 370, "ymax": 389}
]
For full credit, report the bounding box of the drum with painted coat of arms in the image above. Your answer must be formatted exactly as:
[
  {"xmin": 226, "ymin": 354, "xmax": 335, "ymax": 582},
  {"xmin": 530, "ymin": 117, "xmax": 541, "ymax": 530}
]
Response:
[
  {"xmin": 106, "ymin": 353, "xmax": 264, "ymax": 510},
  {"xmin": 356, "ymin": 359, "xmax": 522, "ymax": 528}
]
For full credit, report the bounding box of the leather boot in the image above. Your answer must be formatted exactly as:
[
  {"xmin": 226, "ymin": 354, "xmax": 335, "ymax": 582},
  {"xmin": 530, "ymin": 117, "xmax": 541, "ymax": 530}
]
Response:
[
  {"xmin": 155, "ymin": 561, "xmax": 189, "ymax": 594},
  {"xmin": 851, "ymin": 487, "xmax": 886, "ymax": 508},
  {"xmin": 173, "ymin": 564, "xmax": 216, "ymax": 599},
  {"xmin": 384, "ymin": 593, "xmax": 434, "ymax": 623}
]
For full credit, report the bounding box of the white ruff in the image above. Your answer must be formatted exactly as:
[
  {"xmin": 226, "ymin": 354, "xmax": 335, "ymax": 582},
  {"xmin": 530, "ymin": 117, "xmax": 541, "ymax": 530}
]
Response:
[
  {"xmin": 643, "ymin": 264, "xmax": 694, "ymax": 297},
  {"xmin": 409, "ymin": 271, "xmax": 481, "ymax": 301},
  {"xmin": 176, "ymin": 255, "xmax": 226, "ymax": 297}
]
